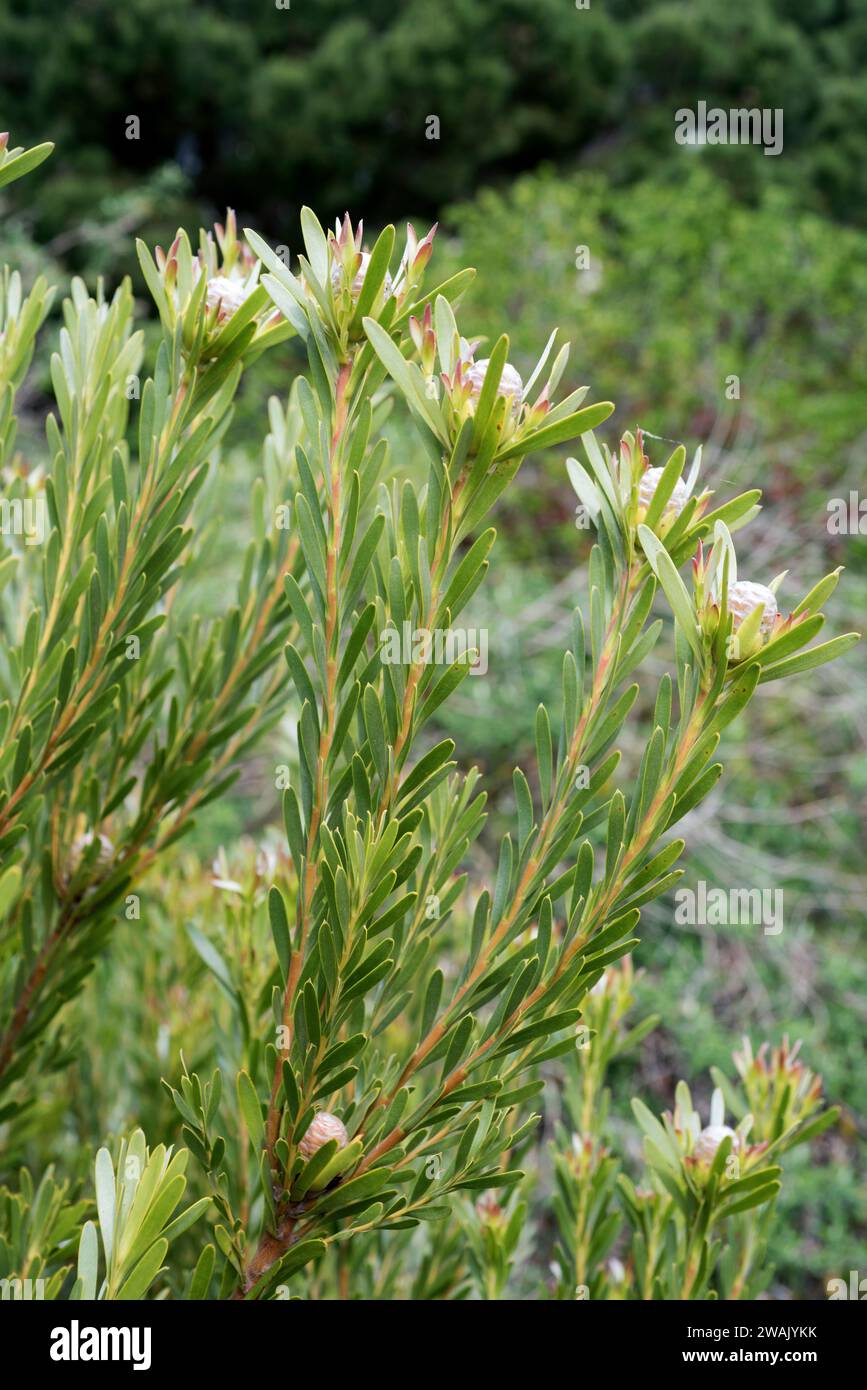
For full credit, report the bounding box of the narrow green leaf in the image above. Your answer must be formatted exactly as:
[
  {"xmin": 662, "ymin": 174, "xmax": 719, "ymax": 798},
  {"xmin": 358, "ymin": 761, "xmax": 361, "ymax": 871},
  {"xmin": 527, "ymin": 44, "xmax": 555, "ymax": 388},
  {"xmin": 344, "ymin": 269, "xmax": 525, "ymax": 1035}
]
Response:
[{"xmin": 237, "ymin": 1071, "xmax": 266, "ymax": 1152}]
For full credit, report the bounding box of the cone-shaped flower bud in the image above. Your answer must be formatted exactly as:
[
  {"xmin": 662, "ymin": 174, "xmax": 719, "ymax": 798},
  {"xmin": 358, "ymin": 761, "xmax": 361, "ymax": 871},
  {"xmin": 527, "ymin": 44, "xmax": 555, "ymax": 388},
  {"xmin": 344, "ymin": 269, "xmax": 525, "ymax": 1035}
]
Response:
[
  {"xmin": 475, "ymin": 1191, "xmax": 504, "ymax": 1224},
  {"xmin": 64, "ymin": 832, "xmax": 114, "ymax": 892},
  {"xmin": 727, "ymin": 580, "xmax": 778, "ymax": 636},
  {"xmin": 693, "ymin": 1124, "xmax": 739, "ymax": 1164},
  {"xmin": 299, "ymin": 1111, "xmax": 348, "ymax": 1161},
  {"xmin": 466, "ymin": 359, "xmax": 524, "ymax": 415},
  {"xmin": 638, "ymin": 466, "xmax": 689, "ymax": 520},
  {"xmin": 205, "ymin": 274, "xmax": 252, "ymax": 322},
  {"xmin": 330, "ymin": 251, "xmax": 393, "ymax": 303}
]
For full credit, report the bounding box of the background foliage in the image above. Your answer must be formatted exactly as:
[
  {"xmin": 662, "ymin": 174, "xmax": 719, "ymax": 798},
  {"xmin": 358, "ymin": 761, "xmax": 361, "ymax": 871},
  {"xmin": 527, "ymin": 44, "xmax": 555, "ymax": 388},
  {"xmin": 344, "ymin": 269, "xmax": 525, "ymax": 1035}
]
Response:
[{"xmin": 5, "ymin": 0, "xmax": 867, "ymax": 240}]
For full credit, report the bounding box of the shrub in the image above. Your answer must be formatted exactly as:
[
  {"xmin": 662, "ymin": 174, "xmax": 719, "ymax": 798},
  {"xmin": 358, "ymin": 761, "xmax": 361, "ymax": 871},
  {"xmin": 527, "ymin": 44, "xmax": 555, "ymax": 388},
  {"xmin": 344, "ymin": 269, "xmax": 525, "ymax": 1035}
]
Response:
[{"xmin": 0, "ymin": 141, "xmax": 857, "ymax": 1299}]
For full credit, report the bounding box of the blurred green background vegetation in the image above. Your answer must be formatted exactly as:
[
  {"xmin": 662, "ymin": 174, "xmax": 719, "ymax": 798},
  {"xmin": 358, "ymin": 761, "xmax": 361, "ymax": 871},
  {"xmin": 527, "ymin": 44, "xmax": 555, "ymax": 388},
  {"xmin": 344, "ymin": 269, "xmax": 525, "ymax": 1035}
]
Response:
[{"xmin": 1, "ymin": 0, "xmax": 864, "ymax": 1296}]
